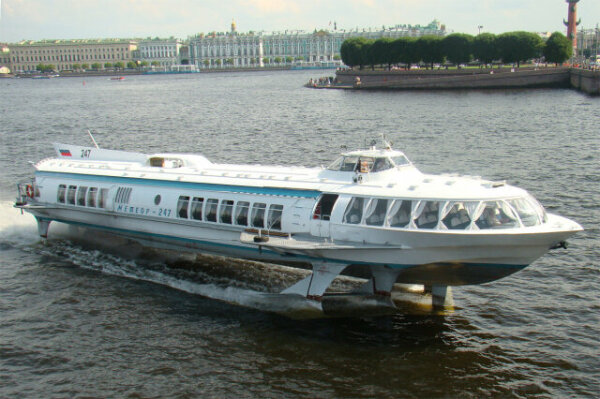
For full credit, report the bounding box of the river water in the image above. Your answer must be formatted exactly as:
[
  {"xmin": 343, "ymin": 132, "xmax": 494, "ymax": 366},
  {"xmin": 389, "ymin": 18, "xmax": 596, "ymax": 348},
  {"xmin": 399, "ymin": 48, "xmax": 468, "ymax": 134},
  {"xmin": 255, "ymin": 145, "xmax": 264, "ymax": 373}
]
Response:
[{"xmin": 0, "ymin": 71, "xmax": 598, "ymax": 398}]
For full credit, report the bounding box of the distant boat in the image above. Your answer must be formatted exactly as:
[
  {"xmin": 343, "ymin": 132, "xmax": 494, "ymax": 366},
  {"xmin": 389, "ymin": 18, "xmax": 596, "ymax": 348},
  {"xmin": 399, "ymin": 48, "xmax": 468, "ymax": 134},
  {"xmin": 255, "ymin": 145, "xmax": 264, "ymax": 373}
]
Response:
[
  {"xmin": 32, "ymin": 73, "xmax": 59, "ymax": 79},
  {"xmin": 110, "ymin": 76, "xmax": 125, "ymax": 81}
]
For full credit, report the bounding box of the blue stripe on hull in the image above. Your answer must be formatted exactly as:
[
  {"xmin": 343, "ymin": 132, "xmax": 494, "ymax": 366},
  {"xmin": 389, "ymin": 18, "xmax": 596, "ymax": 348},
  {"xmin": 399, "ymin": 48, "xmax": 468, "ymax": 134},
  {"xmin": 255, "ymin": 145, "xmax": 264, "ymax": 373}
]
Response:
[
  {"xmin": 35, "ymin": 170, "xmax": 321, "ymax": 198},
  {"xmin": 37, "ymin": 216, "xmax": 528, "ymax": 273}
]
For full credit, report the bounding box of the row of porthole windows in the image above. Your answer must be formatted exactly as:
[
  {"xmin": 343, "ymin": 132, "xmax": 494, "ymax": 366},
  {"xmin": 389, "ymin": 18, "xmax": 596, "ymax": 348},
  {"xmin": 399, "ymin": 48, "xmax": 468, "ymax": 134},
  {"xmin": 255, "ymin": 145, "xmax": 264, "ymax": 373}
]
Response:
[
  {"xmin": 176, "ymin": 196, "xmax": 284, "ymax": 230},
  {"xmin": 57, "ymin": 184, "xmax": 108, "ymax": 208},
  {"xmin": 342, "ymin": 197, "xmax": 547, "ymax": 230}
]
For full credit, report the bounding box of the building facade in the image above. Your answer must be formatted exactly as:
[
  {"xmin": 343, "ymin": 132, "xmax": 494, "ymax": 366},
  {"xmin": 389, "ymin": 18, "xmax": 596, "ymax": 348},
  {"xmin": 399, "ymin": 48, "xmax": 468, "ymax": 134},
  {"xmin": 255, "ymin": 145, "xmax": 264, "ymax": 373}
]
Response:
[
  {"xmin": 8, "ymin": 39, "xmax": 137, "ymax": 72},
  {"xmin": 0, "ymin": 45, "xmax": 11, "ymax": 73},
  {"xmin": 189, "ymin": 20, "xmax": 446, "ymax": 69},
  {"xmin": 136, "ymin": 38, "xmax": 182, "ymax": 68}
]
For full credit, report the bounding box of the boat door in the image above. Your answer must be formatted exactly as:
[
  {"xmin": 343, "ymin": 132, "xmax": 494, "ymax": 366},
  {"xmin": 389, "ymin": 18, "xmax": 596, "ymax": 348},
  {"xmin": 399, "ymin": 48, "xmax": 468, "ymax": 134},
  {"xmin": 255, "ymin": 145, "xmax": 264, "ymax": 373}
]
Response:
[{"xmin": 310, "ymin": 194, "xmax": 339, "ymax": 237}]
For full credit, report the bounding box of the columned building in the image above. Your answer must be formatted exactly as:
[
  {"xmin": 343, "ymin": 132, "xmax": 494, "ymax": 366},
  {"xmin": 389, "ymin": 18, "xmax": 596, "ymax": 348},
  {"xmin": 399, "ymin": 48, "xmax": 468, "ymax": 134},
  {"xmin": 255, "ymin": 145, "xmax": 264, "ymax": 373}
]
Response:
[
  {"xmin": 8, "ymin": 39, "xmax": 137, "ymax": 72},
  {"xmin": 136, "ymin": 38, "xmax": 182, "ymax": 69},
  {"xmin": 189, "ymin": 20, "xmax": 446, "ymax": 69}
]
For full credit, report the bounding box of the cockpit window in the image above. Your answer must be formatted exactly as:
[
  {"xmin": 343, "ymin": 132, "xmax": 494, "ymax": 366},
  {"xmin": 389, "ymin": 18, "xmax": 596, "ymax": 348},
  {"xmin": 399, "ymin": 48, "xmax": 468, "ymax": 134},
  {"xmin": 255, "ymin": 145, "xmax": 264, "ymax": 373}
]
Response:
[
  {"xmin": 340, "ymin": 156, "xmax": 359, "ymax": 171},
  {"xmin": 391, "ymin": 155, "xmax": 410, "ymax": 167},
  {"xmin": 328, "ymin": 156, "xmax": 394, "ymax": 173},
  {"xmin": 372, "ymin": 157, "xmax": 393, "ymax": 172}
]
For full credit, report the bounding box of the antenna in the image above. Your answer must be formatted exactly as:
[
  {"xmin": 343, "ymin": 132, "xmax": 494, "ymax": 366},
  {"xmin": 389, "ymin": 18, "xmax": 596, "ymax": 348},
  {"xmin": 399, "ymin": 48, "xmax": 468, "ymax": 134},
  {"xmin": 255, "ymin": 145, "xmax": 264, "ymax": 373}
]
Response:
[{"xmin": 87, "ymin": 129, "xmax": 100, "ymax": 149}]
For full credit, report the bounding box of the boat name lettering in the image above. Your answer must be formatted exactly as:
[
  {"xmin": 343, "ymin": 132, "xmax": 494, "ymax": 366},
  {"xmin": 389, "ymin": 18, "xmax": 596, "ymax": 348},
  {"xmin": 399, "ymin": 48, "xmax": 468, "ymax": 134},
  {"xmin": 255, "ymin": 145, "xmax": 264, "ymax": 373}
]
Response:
[
  {"xmin": 115, "ymin": 204, "xmax": 174, "ymax": 217},
  {"xmin": 80, "ymin": 149, "xmax": 91, "ymax": 159}
]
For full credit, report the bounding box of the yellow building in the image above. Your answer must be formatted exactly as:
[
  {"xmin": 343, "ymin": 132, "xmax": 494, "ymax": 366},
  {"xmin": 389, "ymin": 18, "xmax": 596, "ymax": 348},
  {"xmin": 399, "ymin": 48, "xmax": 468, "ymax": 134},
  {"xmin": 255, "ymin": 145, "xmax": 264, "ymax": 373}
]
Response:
[{"xmin": 9, "ymin": 39, "xmax": 137, "ymax": 72}]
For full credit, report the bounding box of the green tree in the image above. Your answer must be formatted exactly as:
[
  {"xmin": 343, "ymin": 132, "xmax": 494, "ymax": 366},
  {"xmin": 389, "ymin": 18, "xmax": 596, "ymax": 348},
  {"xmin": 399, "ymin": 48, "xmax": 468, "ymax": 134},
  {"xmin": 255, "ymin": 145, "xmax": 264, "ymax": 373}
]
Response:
[
  {"xmin": 417, "ymin": 35, "xmax": 444, "ymax": 69},
  {"xmin": 140, "ymin": 61, "xmax": 149, "ymax": 67},
  {"xmin": 285, "ymin": 56, "xmax": 294, "ymax": 63},
  {"xmin": 151, "ymin": 61, "xmax": 160, "ymax": 67},
  {"xmin": 215, "ymin": 59, "xmax": 221, "ymax": 66},
  {"xmin": 262, "ymin": 57, "xmax": 269, "ymax": 65},
  {"xmin": 370, "ymin": 38, "xmax": 393, "ymax": 70},
  {"xmin": 126, "ymin": 61, "xmax": 136, "ymax": 69},
  {"xmin": 203, "ymin": 59, "xmax": 210, "ymax": 67},
  {"xmin": 442, "ymin": 33, "xmax": 473, "ymax": 67},
  {"xmin": 82, "ymin": 63, "xmax": 90, "ymax": 70},
  {"xmin": 473, "ymin": 33, "xmax": 498, "ymax": 66},
  {"xmin": 543, "ymin": 32, "xmax": 573, "ymax": 66},
  {"xmin": 91, "ymin": 62, "xmax": 101, "ymax": 70},
  {"xmin": 274, "ymin": 56, "xmax": 282, "ymax": 64},
  {"xmin": 104, "ymin": 62, "xmax": 112, "ymax": 69},
  {"xmin": 392, "ymin": 37, "xmax": 419, "ymax": 69},
  {"xmin": 340, "ymin": 37, "xmax": 370, "ymax": 69},
  {"xmin": 72, "ymin": 63, "xmax": 81, "ymax": 70},
  {"xmin": 497, "ymin": 31, "xmax": 543, "ymax": 67},
  {"xmin": 114, "ymin": 61, "xmax": 124, "ymax": 70}
]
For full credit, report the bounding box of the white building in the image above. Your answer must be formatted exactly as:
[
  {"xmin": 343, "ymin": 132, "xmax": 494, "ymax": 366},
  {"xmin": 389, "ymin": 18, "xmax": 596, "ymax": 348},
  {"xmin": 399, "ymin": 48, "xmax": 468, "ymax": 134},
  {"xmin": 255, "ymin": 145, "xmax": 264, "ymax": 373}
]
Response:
[
  {"xmin": 189, "ymin": 20, "xmax": 446, "ymax": 69},
  {"xmin": 136, "ymin": 38, "xmax": 182, "ymax": 69}
]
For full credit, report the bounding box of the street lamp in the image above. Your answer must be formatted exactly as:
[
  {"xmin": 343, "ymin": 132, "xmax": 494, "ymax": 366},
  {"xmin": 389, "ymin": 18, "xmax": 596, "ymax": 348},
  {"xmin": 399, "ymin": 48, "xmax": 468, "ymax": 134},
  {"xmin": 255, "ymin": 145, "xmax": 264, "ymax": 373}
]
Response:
[{"xmin": 478, "ymin": 25, "xmax": 484, "ymax": 35}]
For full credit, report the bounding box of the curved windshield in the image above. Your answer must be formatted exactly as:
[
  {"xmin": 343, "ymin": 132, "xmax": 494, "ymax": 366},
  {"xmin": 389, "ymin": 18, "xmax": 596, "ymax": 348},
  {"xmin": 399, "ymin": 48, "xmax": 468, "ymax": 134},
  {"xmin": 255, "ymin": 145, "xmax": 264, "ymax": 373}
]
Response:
[
  {"xmin": 327, "ymin": 156, "xmax": 393, "ymax": 173},
  {"xmin": 392, "ymin": 155, "xmax": 410, "ymax": 166}
]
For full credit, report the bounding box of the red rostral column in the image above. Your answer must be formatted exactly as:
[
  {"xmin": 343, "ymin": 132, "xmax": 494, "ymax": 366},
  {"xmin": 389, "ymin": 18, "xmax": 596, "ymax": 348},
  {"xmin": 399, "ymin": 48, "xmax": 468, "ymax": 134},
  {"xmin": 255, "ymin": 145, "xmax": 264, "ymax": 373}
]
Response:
[{"xmin": 564, "ymin": 0, "xmax": 581, "ymax": 49}]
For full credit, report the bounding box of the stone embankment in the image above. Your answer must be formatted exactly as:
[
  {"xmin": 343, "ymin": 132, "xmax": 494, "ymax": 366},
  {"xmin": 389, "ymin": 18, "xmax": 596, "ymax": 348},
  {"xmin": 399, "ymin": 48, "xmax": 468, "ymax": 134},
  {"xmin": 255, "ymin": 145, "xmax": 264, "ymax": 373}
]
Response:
[
  {"xmin": 569, "ymin": 69, "xmax": 600, "ymax": 95},
  {"xmin": 326, "ymin": 67, "xmax": 599, "ymax": 95}
]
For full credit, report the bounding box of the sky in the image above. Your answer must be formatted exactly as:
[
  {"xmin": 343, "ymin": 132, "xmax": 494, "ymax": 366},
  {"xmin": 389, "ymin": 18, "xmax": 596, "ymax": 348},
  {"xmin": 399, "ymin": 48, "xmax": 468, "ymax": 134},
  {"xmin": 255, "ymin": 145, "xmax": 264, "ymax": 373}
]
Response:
[{"xmin": 0, "ymin": 0, "xmax": 599, "ymax": 43}]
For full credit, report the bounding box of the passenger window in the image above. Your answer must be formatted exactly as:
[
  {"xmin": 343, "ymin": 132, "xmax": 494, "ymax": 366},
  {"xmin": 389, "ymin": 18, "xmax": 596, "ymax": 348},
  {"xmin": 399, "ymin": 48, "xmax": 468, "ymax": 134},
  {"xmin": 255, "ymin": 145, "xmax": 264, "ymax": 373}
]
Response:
[
  {"xmin": 67, "ymin": 185, "xmax": 77, "ymax": 205},
  {"xmin": 98, "ymin": 188, "xmax": 108, "ymax": 208},
  {"xmin": 415, "ymin": 201, "xmax": 439, "ymax": 229},
  {"xmin": 508, "ymin": 198, "xmax": 540, "ymax": 227},
  {"xmin": 251, "ymin": 203, "xmax": 267, "ymax": 228},
  {"xmin": 77, "ymin": 186, "xmax": 88, "ymax": 206},
  {"xmin": 267, "ymin": 204, "xmax": 283, "ymax": 230},
  {"xmin": 220, "ymin": 200, "xmax": 234, "ymax": 224},
  {"xmin": 343, "ymin": 197, "xmax": 364, "ymax": 224},
  {"xmin": 87, "ymin": 187, "xmax": 98, "ymax": 207},
  {"xmin": 388, "ymin": 200, "xmax": 411, "ymax": 228},
  {"xmin": 365, "ymin": 199, "xmax": 388, "ymax": 226},
  {"xmin": 190, "ymin": 197, "xmax": 204, "ymax": 220},
  {"xmin": 177, "ymin": 196, "xmax": 190, "ymax": 218},
  {"xmin": 57, "ymin": 184, "xmax": 66, "ymax": 203},
  {"xmin": 442, "ymin": 203, "xmax": 471, "ymax": 230},
  {"xmin": 205, "ymin": 199, "xmax": 218, "ymax": 222},
  {"xmin": 475, "ymin": 201, "xmax": 518, "ymax": 229},
  {"xmin": 235, "ymin": 201, "xmax": 250, "ymax": 226}
]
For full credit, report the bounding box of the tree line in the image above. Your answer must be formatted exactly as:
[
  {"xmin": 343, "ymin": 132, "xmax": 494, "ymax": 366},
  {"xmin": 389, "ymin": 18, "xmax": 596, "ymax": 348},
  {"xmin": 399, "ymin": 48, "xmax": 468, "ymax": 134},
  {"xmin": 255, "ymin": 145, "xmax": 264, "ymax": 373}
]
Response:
[{"xmin": 340, "ymin": 31, "xmax": 573, "ymax": 70}]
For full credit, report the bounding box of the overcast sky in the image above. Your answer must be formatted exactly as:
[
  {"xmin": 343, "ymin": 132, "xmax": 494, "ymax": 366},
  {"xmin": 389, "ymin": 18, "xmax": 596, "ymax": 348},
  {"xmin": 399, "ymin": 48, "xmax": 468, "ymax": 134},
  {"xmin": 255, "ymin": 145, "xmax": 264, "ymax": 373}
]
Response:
[{"xmin": 1, "ymin": 0, "xmax": 599, "ymax": 43}]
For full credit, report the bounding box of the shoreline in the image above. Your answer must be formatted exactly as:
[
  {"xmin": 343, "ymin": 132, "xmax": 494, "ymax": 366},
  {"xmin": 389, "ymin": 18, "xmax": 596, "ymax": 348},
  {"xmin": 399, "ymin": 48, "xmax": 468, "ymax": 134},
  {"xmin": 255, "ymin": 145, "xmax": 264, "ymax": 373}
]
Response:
[{"xmin": 307, "ymin": 66, "xmax": 599, "ymax": 95}]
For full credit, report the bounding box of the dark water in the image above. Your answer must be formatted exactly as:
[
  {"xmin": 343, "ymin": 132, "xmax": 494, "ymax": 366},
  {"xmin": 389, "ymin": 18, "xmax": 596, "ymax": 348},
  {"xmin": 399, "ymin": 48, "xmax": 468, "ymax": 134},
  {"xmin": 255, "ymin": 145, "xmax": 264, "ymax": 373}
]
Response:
[{"xmin": 0, "ymin": 72, "xmax": 598, "ymax": 398}]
